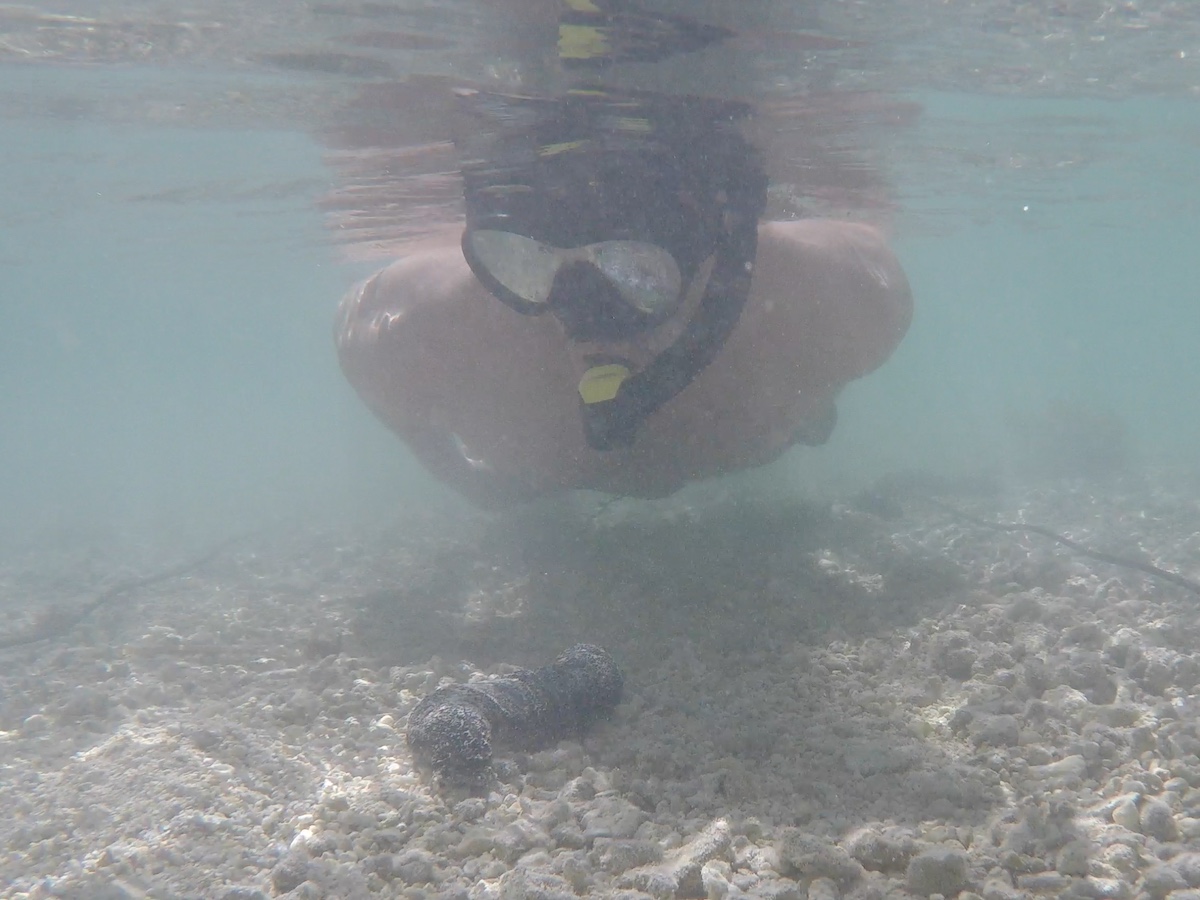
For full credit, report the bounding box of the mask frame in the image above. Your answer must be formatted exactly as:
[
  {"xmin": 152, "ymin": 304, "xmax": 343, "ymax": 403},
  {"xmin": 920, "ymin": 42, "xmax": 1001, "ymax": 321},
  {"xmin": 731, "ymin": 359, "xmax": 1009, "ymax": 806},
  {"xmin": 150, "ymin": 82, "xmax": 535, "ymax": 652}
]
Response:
[{"xmin": 462, "ymin": 229, "xmax": 684, "ymax": 327}]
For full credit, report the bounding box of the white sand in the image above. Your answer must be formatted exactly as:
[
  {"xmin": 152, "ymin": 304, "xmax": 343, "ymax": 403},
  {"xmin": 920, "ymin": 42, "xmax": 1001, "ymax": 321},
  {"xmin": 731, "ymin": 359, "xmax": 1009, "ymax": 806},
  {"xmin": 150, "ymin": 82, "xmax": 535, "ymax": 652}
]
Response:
[{"xmin": 2, "ymin": 472, "xmax": 1200, "ymax": 900}]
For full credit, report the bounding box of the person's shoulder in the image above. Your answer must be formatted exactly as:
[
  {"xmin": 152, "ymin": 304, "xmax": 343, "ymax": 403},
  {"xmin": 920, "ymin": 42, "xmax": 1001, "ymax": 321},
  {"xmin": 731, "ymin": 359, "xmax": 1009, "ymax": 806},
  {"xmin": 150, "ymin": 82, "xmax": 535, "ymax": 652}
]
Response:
[
  {"xmin": 372, "ymin": 229, "xmax": 470, "ymax": 285},
  {"xmin": 370, "ymin": 229, "xmax": 476, "ymax": 301},
  {"xmin": 336, "ymin": 228, "xmax": 484, "ymax": 351},
  {"xmin": 756, "ymin": 219, "xmax": 907, "ymax": 298},
  {"xmin": 759, "ymin": 217, "xmax": 890, "ymax": 251}
]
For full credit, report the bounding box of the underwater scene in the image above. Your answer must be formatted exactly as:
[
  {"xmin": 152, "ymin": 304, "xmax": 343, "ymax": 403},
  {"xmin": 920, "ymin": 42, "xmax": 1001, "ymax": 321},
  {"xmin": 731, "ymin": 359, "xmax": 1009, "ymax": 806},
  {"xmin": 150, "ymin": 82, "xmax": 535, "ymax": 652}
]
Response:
[{"xmin": 3, "ymin": 1, "xmax": 1200, "ymax": 898}]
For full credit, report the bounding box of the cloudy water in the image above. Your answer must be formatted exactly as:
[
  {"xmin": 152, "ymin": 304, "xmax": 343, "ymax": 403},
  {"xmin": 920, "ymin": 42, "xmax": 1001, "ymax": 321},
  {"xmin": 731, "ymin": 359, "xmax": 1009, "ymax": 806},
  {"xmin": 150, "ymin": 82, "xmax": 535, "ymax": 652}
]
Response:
[
  {"xmin": 3, "ymin": 1, "xmax": 1199, "ymax": 539},
  {"xmin": 3, "ymin": 3, "xmax": 1200, "ymax": 898}
]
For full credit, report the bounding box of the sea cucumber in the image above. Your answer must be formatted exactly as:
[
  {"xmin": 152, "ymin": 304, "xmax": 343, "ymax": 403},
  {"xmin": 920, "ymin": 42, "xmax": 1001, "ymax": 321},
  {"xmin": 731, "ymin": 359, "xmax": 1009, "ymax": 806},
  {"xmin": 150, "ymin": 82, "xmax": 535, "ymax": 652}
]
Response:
[{"xmin": 406, "ymin": 643, "xmax": 623, "ymax": 785}]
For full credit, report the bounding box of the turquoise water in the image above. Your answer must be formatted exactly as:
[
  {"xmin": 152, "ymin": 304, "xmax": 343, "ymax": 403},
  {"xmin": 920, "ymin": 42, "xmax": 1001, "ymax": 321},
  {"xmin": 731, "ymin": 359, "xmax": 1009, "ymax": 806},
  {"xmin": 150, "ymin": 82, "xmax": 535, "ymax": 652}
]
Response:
[
  {"xmin": 1, "ymin": 96, "xmax": 448, "ymax": 545},
  {"xmin": 3, "ymin": 8, "xmax": 1200, "ymax": 545},
  {"xmin": 839, "ymin": 94, "xmax": 1200, "ymax": 484},
  {"xmin": 8, "ymin": 9, "xmax": 1200, "ymax": 896}
]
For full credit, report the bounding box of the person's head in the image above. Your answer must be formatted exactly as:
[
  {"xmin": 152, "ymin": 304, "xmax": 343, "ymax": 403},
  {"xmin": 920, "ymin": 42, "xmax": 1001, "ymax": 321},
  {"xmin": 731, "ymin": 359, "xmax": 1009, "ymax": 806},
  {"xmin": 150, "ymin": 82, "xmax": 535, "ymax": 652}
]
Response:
[{"xmin": 458, "ymin": 88, "xmax": 767, "ymax": 343}]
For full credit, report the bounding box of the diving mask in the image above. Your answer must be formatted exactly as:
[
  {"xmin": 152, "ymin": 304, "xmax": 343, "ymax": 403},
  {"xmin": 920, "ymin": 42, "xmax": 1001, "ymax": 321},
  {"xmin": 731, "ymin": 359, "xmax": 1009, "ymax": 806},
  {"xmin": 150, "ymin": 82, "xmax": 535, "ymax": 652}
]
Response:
[
  {"xmin": 455, "ymin": 85, "xmax": 767, "ymax": 447},
  {"xmin": 462, "ymin": 228, "xmax": 684, "ymax": 325}
]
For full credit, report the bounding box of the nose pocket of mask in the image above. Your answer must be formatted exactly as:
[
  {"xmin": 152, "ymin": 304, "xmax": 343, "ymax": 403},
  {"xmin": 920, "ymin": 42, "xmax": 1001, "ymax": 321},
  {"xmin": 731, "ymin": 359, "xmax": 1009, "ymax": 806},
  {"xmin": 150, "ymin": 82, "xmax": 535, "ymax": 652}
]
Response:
[
  {"xmin": 547, "ymin": 261, "xmax": 647, "ymax": 341},
  {"xmin": 463, "ymin": 229, "xmax": 684, "ymax": 331}
]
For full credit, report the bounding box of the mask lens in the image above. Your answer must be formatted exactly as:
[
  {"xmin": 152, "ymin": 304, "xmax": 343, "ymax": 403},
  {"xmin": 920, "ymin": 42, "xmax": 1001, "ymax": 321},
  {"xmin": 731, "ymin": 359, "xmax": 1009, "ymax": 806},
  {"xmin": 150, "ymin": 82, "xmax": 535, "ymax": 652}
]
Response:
[
  {"xmin": 466, "ymin": 230, "xmax": 683, "ymax": 321},
  {"xmin": 588, "ymin": 241, "xmax": 682, "ymax": 316},
  {"xmin": 466, "ymin": 230, "xmax": 564, "ymax": 306}
]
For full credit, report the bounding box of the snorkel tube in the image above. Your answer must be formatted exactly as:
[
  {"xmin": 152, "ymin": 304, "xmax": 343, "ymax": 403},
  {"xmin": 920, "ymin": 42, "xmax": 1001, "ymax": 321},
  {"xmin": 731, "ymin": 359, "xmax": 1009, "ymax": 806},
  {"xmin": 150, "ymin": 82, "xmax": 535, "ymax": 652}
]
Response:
[{"xmin": 458, "ymin": 87, "xmax": 767, "ymax": 450}]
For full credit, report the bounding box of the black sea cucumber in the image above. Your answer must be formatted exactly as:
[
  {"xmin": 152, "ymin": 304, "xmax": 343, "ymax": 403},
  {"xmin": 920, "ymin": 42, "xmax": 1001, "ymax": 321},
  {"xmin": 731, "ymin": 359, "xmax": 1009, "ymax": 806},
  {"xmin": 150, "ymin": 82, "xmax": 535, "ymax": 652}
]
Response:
[{"xmin": 406, "ymin": 643, "xmax": 623, "ymax": 785}]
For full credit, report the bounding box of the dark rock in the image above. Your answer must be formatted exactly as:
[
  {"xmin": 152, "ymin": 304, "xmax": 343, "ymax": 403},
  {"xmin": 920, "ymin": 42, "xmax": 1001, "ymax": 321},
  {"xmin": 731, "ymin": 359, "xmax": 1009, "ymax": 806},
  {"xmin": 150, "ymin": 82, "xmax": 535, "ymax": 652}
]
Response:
[
  {"xmin": 907, "ymin": 847, "xmax": 970, "ymax": 896},
  {"xmin": 362, "ymin": 853, "xmax": 394, "ymax": 881},
  {"xmin": 271, "ymin": 853, "xmax": 313, "ymax": 895},
  {"xmin": 933, "ymin": 632, "xmax": 978, "ymax": 681},
  {"xmin": 394, "ymin": 848, "xmax": 437, "ymax": 885},
  {"xmin": 844, "ymin": 826, "xmax": 918, "ymax": 872},
  {"xmin": 972, "ymin": 715, "xmax": 1021, "ymax": 748},
  {"xmin": 779, "ymin": 829, "xmax": 864, "ymax": 886},
  {"xmin": 1172, "ymin": 854, "xmax": 1200, "ymax": 888},
  {"xmin": 1143, "ymin": 864, "xmax": 1188, "ymax": 900},
  {"xmin": 1140, "ymin": 799, "xmax": 1180, "ymax": 842},
  {"xmin": 189, "ymin": 728, "xmax": 223, "ymax": 752},
  {"xmin": 591, "ymin": 838, "xmax": 664, "ymax": 874}
]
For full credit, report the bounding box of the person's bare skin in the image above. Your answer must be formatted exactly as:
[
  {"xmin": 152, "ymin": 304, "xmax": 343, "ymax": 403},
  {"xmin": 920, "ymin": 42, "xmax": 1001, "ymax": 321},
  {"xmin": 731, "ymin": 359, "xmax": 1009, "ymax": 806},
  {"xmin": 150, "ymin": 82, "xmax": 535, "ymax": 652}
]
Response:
[{"xmin": 335, "ymin": 218, "xmax": 913, "ymax": 507}]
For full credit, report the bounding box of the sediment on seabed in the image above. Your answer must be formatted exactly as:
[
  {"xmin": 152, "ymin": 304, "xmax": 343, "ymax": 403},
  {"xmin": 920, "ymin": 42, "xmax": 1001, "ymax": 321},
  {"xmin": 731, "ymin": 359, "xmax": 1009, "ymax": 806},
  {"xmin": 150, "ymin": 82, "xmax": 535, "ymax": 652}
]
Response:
[{"xmin": 2, "ymin": 470, "xmax": 1200, "ymax": 900}]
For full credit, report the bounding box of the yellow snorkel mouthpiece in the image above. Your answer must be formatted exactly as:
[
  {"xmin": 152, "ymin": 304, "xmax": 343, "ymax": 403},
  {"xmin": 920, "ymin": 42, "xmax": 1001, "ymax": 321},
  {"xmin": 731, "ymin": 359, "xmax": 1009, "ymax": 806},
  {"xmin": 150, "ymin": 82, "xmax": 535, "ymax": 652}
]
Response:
[{"xmin": 578, "ymin": 364, "xmax": 630, "ymax": 404}]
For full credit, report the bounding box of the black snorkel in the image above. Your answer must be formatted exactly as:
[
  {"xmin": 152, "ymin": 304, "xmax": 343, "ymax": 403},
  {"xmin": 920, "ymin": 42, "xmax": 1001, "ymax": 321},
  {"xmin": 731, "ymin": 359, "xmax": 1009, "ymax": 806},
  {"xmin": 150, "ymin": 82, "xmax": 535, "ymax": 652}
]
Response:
[
  {"xmin": 456, "ymin": 1, "xmax": 766, "ymax": 450},
  {"xmin": 458, "ymin": 87, "xmax": 766, "ymax": 450}
]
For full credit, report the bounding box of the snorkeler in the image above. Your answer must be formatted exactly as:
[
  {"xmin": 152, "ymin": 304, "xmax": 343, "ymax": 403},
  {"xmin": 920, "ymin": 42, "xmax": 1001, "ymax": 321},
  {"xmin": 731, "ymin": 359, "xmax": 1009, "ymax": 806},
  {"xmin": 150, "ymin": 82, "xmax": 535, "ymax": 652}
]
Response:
[{"xmin": 332, "ymin": 3, "xmax": 914, "ymax": 507}]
